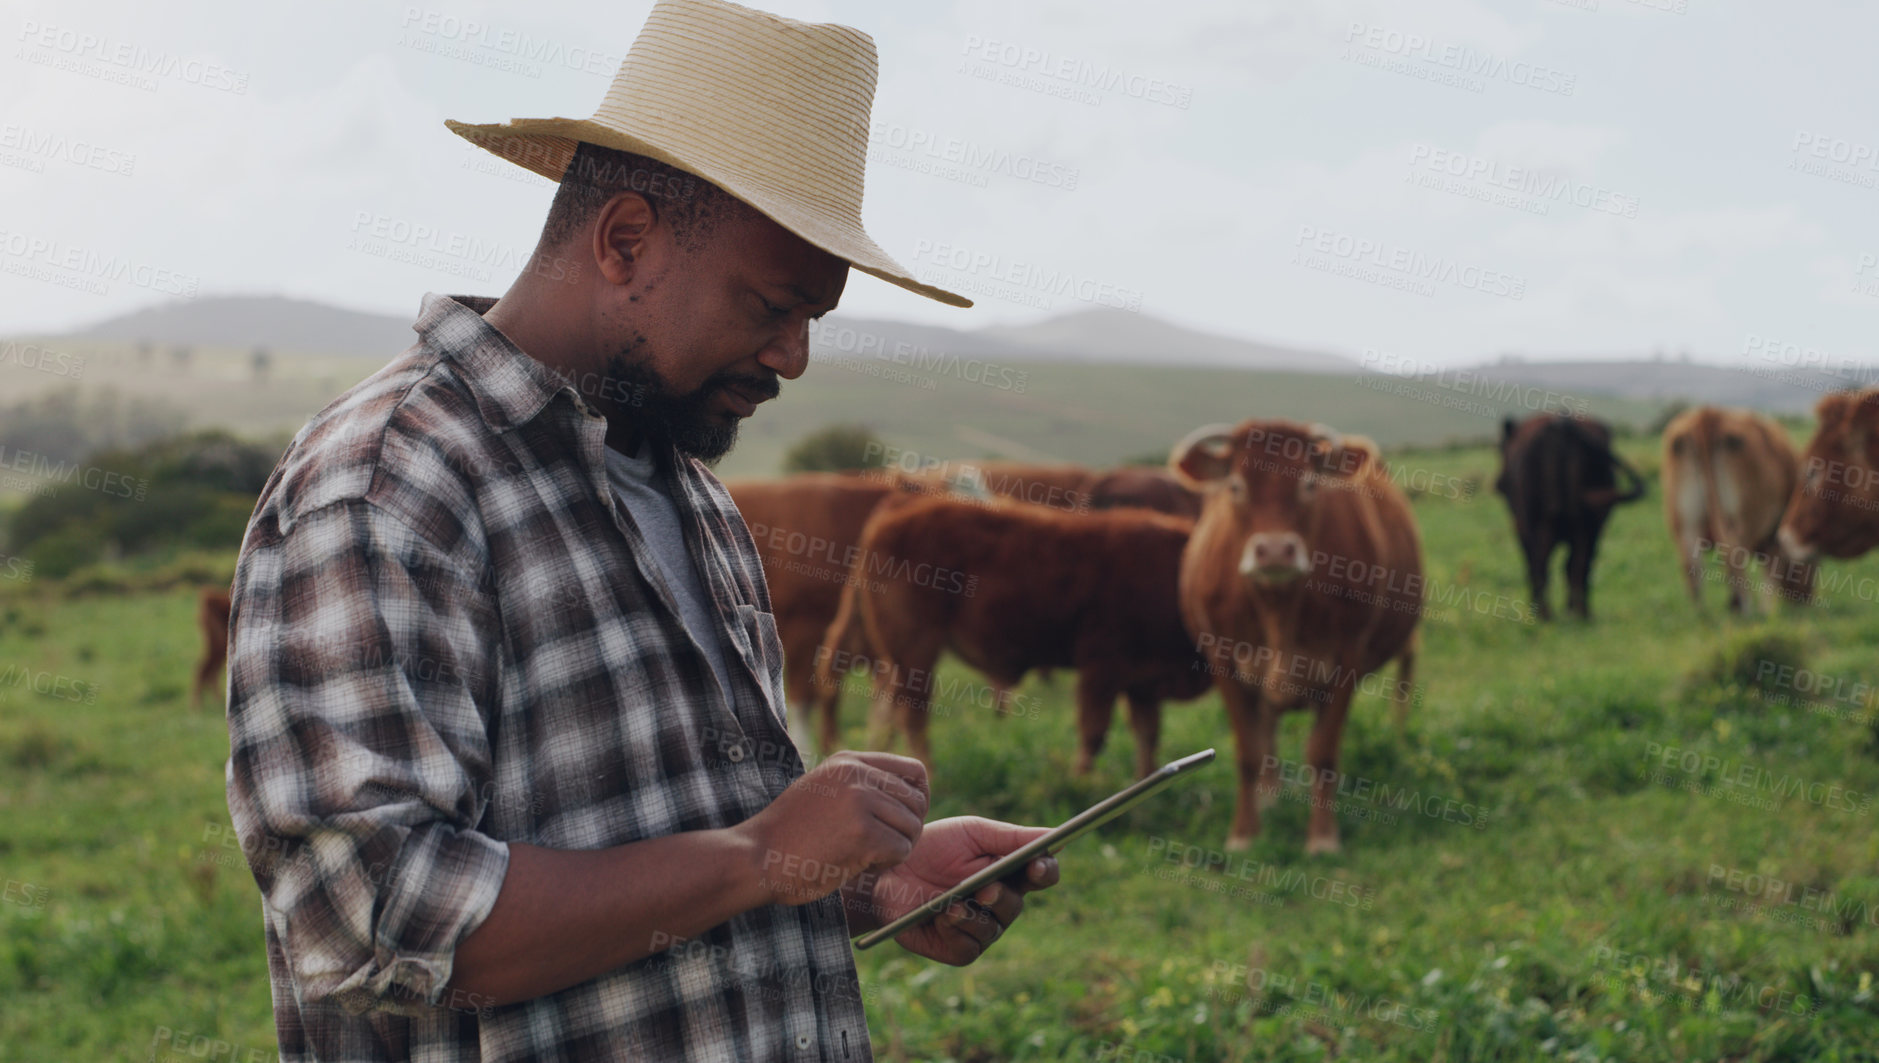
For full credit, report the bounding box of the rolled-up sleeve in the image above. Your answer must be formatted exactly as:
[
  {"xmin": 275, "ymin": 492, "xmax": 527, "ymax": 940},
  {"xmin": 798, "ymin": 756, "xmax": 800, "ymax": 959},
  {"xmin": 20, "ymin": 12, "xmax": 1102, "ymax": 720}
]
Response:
[{"xmin": 226, "ymin": 496, "xmax": 511, "ymax": 1018}]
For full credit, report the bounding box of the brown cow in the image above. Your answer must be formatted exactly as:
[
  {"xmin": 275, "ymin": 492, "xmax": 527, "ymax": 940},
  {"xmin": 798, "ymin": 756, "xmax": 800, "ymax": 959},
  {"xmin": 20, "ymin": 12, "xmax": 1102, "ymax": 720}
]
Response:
[
  {"xmin": 1780, "ymin": 388, "xmax": 1879, "ymax": 562},
  {"xmin": 1494, "ymin": 414, "xmax": 1645, "ymax": 620},
  {"xmin": 726, "ymin": 471, "xmax": 943, "ymax": 753},
  {"xmin": 1088, "ymin": 466, "xmax": 1204, "ymax": 518},
  {"xmin": 1661, "ymin": 406, "xmax": 1813, "ymax": 613},
  {"xmin": 194, "ymin": 588, "xmax": 232, "ymax": 707},
  {"xmin": 1171, "ymin": 420, "xmax": 1422, "ymax": 854},
  {"xmin": 813, "ymin": 494, "xmax": 1210, "ymax": 779}
]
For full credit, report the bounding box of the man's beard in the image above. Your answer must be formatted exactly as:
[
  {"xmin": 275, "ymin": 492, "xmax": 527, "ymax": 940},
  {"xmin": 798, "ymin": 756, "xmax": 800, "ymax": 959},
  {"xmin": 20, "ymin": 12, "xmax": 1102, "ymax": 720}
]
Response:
[{"xmin": 598, "ymin": 351, "xmax": 778, "ymax": 465}]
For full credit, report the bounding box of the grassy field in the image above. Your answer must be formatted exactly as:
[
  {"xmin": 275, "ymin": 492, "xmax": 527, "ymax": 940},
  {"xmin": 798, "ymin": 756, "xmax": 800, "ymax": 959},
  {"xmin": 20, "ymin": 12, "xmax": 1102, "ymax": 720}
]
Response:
[{"xmin": 4, "ymin": 435, "xmax": 1879, "ymax": 1061}]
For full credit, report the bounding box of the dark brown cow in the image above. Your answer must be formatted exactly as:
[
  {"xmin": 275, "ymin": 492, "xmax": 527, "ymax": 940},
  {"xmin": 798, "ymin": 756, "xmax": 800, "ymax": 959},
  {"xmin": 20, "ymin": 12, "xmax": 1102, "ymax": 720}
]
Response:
[
  {"xmin": 726, "ymin": 471, "xmax": 944, "ymax": 753},
  {"xmin": 1171, "ymin": 420, "xmax": 1422, "ymax": 854},
  {"xmin": 1088, "ymin": 466, "xmax": 1204, "ymax": 518},
  {"xmin": 194, "ymin": 588, "xmax": 232, "ymax": 707},
  {"xmin": 1661, "ymin": 405, "xmax": 1813, "ymax": 612},
  {"xmin": 814, "ymin": 495, "xmax": 1209, "ymax": 778},
  {"xmin": 1779, "ymin": 388, "xmax": 1879, "ymax": 562},
  {"xmin": 1493, "ymin": 414, "xmax": 1645, "ymax": 620}
]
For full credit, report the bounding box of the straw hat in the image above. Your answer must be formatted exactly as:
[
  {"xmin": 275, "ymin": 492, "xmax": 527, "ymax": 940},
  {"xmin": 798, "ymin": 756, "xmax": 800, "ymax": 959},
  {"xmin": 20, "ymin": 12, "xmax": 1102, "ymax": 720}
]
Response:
[{"xmin": 445, "ymin": 0, "xmax": 971, "ymax": 308}]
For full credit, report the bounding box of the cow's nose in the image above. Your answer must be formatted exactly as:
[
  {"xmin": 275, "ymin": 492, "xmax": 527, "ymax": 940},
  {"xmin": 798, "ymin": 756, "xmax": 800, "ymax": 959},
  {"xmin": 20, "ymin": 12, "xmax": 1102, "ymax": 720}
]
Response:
[{"xmin": 1240, "ymin": 532, "xmax": 1309, "ymax": 582}]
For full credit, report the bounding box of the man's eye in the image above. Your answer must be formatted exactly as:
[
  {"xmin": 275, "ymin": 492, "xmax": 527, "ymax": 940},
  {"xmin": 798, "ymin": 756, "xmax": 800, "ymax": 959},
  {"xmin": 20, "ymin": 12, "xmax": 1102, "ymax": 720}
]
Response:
[{"xmin": 760, "ymin": 298, "xmax": 788, "ymax": 319}]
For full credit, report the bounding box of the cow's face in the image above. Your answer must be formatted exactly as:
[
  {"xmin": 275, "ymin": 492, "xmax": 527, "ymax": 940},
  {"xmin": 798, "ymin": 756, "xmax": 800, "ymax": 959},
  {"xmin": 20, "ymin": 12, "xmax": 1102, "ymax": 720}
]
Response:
[
  {"xmin": 1780, "ymin": 389, "xmax": 1879, "ymax": 561},
  {"xmin": 1169, "ymin": 419, "xmax": 1370, "ymax": 586}
]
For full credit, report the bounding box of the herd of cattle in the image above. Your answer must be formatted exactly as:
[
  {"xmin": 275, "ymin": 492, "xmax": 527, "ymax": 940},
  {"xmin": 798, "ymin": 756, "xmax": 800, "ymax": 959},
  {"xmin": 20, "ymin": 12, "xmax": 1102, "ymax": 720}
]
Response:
[{"xmin": 193, "ymin": 388, "xmax": 1879, "ymax": 853}]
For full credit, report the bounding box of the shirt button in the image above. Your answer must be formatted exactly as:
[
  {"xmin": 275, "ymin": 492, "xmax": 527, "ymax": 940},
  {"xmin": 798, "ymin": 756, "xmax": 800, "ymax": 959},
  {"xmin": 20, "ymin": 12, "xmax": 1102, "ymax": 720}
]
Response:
[
  {"xmin": 727, "ymin": 745, "xmax": 745, "ymax": 763},
  {"xmin": 795, "ymin": 1034, "xmax": 812, "ymax": 1051}
]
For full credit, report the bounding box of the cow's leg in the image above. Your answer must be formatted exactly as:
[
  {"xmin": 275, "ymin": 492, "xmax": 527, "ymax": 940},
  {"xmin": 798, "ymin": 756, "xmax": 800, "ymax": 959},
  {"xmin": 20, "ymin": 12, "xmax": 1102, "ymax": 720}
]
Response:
[
  {"xmin": 883, "ymin": 656, "xmax": 941, "ymax": 769},
  {"xmin": 192, "ymin": 652, "xmax": 217, "ymax": 708},
  {"xmin": 1123, "ymin": 689, "xmax": 1161, "ymax": 780},
  {"xmin": 1675, "ymin": 530, "xmax": 1706, "ymax": 607},
  {"xmin": 1304, "ymin": 686, "xmax": 1356, "ymax": 855},
  {"xmin": 1721, "ymin": 539, "xmax": 1752, "ymax": 615},
  {"xmin": 1218, "ymin": 679, "xmax": 1266, "ymax": 851},
  {"xmin": 1523, "ymin": 524, "xmax": 1557, "ymax": 621},
  {"xmin": 1252, "ymin": 703, "xmax": 1282, "ymax": 810},
  {"xmin": 1565, "ymin": 525, "xmax": 1598, "ymax": 620},
  {"xmin": 1074, "ymin": 670, "xmax": 1121, "ymax": 776}
]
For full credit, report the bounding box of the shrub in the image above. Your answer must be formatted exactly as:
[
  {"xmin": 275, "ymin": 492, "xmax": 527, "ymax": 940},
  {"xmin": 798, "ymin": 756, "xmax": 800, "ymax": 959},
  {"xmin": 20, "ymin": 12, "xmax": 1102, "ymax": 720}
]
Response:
[
  {"xmin": 1686, "ymin": 627, "xmax": 1809, "ymax": 699},
  {"xmin": 782, "ymin": 424, "xmax": 884, "ymax": 473}
]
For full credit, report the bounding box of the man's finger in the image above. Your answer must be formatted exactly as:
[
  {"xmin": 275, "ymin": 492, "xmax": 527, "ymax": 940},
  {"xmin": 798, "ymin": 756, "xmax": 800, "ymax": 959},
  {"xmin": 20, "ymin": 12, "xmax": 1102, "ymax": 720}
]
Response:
[
  {"xmin": 940, "ymin": 899, "xmax": 1002, "ymax": 948},
  {"xmin": 971, "ymin": 881, "xmax": 1025, "ymax": 928},
  {"xmin": 1018, "ymin": 856, "xmax": 1060, "ymax": 893},
  {"xmin": 839, "ymin": 751, "xmax": 929, "ymax": 795}
]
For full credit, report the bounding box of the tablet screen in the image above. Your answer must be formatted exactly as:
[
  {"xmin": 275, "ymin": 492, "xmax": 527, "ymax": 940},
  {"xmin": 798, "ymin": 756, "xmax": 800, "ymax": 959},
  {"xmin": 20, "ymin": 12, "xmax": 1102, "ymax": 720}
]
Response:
[{"xmin": 853, "ymin": 748, "xmax": 1215, "ymax": 950}]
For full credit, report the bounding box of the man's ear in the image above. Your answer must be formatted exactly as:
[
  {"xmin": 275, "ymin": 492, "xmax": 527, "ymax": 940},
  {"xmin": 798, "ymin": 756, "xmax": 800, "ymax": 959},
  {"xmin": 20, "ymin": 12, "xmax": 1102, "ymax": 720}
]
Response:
[
  {"xmin": 592, "ymin": 192, "xmax": 659, "ymax": 286},
  {"xmin": 1169, "ymin": 423, "xmax": 1239, "ymax": 489}
]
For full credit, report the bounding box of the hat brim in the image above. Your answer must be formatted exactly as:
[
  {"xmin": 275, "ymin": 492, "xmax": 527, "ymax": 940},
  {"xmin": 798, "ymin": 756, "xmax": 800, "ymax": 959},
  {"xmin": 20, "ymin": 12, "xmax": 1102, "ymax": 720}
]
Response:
[{"xmin": 446, "ymin": 117, "xmax": 972, "ymax": 309}]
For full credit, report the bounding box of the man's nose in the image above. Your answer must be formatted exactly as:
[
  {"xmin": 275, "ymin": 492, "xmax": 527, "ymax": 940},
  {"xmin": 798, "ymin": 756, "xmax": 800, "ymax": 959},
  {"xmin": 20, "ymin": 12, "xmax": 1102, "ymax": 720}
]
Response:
[{"xmin": 758, "ymin": 321, "xmax": 810, "ymax": 380}]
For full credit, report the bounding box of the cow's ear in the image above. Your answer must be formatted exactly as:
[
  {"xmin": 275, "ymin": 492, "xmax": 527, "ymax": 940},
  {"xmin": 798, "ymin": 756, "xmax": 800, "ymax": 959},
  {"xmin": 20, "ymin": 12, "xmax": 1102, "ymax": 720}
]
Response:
[
  {"xmin": 1169, "ymin": 423, "xmax": 1238, "ymax": 488},
  {"xmin": 1328, "ymin": 442, "xmax": 1371, "ymax": 478},
  {"xmin": 1501, "ymin": 416, "xmax": 1519, "ymax": 443}
]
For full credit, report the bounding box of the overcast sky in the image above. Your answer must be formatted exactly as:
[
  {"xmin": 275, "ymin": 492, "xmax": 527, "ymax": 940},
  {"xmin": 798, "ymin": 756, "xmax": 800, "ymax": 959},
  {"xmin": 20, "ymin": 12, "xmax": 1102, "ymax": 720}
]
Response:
[{"xmin": 3, "ymin": 0, "xmax": 1876, "ymax": 368}]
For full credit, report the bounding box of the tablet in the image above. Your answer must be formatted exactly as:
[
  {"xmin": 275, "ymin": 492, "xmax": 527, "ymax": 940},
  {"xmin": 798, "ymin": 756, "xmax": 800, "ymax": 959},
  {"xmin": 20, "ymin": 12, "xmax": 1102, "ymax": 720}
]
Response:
[{"xmin": 853, "ymin": 748, "xmax": 1216, "ymax": 950}]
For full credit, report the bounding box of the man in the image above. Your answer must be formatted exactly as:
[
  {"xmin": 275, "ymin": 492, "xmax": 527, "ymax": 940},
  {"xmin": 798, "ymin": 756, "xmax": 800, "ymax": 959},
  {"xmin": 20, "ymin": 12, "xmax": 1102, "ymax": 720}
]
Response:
[{"xmin": 224, "ymin": 2, "xmax": 1058, "ymax": 1060}]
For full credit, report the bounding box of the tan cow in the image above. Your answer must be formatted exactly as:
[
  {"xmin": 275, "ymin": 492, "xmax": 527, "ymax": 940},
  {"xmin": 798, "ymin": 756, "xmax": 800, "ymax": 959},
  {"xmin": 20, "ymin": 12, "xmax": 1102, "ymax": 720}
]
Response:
[
  {"xmin": 1661, "ymin": 405, "xmax": 1813, "ymax": 612},
  {"xmin": 1172, "ymin": 420, "xmax": 1422, "ymax": 854},
  {"xmin": 1780, "ymin": 388, "xmax": 1879, "ymax": 562}
]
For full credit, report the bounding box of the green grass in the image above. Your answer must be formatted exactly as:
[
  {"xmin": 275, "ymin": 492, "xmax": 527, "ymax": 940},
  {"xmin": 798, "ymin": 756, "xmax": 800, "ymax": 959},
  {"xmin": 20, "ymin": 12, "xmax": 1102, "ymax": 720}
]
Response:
[{"xmin": 4, "ymin": 437, "xmax": 1879, "ymax": 1060}]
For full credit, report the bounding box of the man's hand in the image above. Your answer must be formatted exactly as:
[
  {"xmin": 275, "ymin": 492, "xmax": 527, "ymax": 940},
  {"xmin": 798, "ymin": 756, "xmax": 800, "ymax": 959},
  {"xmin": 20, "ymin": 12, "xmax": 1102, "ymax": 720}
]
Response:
[
  {"xmin": 731, "ymin": 751, "xmax": 930, "ymax": 907},
  {"xmin": 845, "ymin": 816, "xmax": 1061, "ymax": 966}
]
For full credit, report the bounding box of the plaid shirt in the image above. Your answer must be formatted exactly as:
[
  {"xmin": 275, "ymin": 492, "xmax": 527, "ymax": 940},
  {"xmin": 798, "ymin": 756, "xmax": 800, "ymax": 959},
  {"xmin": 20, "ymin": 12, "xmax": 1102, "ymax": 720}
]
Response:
[{"xmin": 225, "ymin": 293, "xmax": 871, "ymax": 1062}]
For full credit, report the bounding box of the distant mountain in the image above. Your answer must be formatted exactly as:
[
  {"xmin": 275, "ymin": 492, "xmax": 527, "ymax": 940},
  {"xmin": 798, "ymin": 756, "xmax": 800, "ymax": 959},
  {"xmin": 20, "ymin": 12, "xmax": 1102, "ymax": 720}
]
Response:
[
  {"xmin": 67, "ymin": 295, "xmax": 414, "ymax": 357},
  {"xmin": 50, "ymin": 295, "xmax": 1356, "ymax": 371},
  {"xmin": 982, "ymin": 308, "xmax": 1358, "ymax": 371}
]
